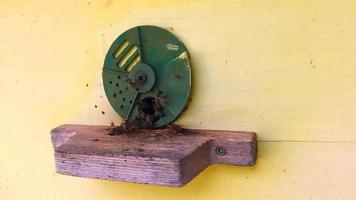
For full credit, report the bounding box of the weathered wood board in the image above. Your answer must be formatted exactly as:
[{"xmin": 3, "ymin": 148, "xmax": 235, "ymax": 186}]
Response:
[{"xmin": 51, "ymin": 124, "xmax": 257, "ymax": 187}]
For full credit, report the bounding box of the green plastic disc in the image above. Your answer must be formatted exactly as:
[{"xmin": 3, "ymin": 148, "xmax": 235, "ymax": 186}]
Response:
[{"xmin": 102, "ymin": 25, "xmax": 191, "ymax": 128}]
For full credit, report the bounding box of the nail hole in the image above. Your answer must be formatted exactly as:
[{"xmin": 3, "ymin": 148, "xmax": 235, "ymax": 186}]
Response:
[
  {"xmin": 113, "ymin": 93, "xmax": 116, "ymax": 97},
  {"xmin": 116, "ymin": 83, "xmax": 119, "ymax": 87}
]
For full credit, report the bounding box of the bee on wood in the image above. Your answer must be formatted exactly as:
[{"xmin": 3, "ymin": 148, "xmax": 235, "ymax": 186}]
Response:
[
  {"xmin": 167, "ymin": 124, "xmax": 185, "ymax": 135},
  {"xmin": 121, "ymin": 118, "xmax": 139, "ymax": 131},
  {"xmin": 108, "ymin": 119, "xmax": 139, "ymax": 135}
]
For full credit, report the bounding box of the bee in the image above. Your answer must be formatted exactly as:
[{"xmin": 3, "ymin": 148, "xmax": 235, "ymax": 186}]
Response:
[
  {"xmin": 108, "ymin": 118, "xmax": 139, "ymax": 135},
  {"xmin": 136, "ymin": 90, "xmax": 168, "ymax": 128},
  {"xmin": 121, "ymin": 118, "xmax": 139, "ymax": 131},
  {"xmin": 127, "ymin": 79, "xmax": 136, "ymax": 88},
  {"xmin": 167, "ymin": 124, "xmax": 185, "ymax": 135},
  {"xmin": 153, "ymin": 90, "xmax": 166, "ymax": 117}
]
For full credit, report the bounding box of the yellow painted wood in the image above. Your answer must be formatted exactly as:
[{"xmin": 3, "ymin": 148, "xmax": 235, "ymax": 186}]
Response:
[{"xmin": 1, "ymin": 0, "xmax": 356, "ymax": 199}]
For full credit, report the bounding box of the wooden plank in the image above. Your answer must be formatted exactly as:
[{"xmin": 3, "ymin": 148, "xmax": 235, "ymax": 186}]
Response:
[
  {"xmin": 51, "ymin": 124, "xmax": 257, "ymax": 187},
  {"xmin": 2, "ymin": 138, "xmax": 356, "ymax": 199}
]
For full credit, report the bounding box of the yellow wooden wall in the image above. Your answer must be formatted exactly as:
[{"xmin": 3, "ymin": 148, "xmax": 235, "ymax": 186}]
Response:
[{"xmin": 1, "ymin": 0, "xmax": 356, "ymax": 199}]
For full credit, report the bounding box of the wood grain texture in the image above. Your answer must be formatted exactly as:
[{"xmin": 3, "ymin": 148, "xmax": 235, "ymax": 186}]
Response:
[{"xmin": 51, "ymin": 124, "xmax": 257, "ymax": 187}]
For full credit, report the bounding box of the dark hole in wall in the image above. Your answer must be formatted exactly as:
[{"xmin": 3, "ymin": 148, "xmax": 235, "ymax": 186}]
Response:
[{"xmin": 139, "ymin": 97, "xmax": 155, "ymax": 116}]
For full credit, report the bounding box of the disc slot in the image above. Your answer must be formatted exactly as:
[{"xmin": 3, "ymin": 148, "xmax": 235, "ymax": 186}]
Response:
[
  {"xmin": 113, "ymin": 40, "xmax": 129, "ymax": 58},
  {"xmin": 124, "ymin": 52, "xmax": 141, "ymax": 72},
  {"xmin": 117, "ymin": 45, "xmax": 138, "ymax": 69}
]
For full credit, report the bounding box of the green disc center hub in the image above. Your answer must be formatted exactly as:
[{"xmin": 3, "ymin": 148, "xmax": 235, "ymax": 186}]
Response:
[{"xmin": 128, "ymin": 63, "xmax": 155, "ymax": 93}]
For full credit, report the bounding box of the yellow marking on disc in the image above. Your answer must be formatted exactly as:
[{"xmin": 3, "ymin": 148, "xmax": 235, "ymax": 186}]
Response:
[
  {"xmin": 178, "ymin": 51, "xmax": 188, "ymax": 60},
  {"xmin": 113, "ymin": 40, "xmax": 129, "ymax": 58},
  {"xmin": 126, "ymin": 55, "xmax": 141, "ymax": 72},
  {"xmin": 118, "ymin": 45, "xmax": 138, "ymax": 68},
  {"xmin": 166, "ymin": 43, "xmax": 179, "ymax": 51}
]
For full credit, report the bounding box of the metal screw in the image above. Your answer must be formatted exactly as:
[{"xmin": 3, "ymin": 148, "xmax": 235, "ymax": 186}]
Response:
[
  {"xmin": 215, "ymin": 146, "xmax": 226, "ymax": 156},
  {"xmin": 136, "ymin": 73, "xmax": 147, "ymax": 84}
]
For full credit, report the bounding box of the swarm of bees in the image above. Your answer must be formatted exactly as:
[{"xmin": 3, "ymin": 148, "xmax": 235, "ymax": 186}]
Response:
[
  {"xmin": 108, "ymin": 90, "xmax": 184, "ymax": 135},
  {"xmin": 137, "ymin": 90, "xmax": 166, "ymax": 128}
]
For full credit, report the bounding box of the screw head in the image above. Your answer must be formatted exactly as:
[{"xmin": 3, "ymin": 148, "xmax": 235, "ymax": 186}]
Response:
[
  {"xmin": 136, "ymin": 73, "xmax": 147, "ymax": 84},
  {"xmin": 215, "ymin": 146, "xmax": 227, "ymax": 156}
]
